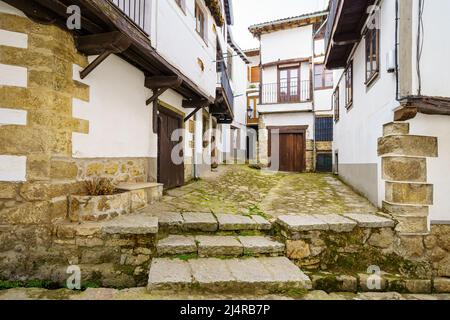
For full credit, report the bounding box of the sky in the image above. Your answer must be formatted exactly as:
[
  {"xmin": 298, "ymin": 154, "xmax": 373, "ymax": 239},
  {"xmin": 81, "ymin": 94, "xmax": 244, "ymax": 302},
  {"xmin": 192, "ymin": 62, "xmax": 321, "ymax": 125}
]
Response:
[{"xmin": 231, "ymin": 0, "xmax": 329, "ymax": 50}]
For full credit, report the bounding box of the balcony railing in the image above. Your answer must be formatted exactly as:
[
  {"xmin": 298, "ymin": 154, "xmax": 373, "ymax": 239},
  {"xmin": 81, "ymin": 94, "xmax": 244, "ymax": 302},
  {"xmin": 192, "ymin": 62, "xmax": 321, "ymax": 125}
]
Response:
[
  {"xmin": 218, "ymin": 61, "xmax": 234, "ymax": 111},
  {"xmin": 260, "ymin": 81, "xmax": 311, "ymax": 104},
  {"xmin": 110, "ymin": 0, "xmax": 150, "ymax": 34},
  {"xmin": 324, "ymin": 0, "xmax": 340, "ymax": 54}
]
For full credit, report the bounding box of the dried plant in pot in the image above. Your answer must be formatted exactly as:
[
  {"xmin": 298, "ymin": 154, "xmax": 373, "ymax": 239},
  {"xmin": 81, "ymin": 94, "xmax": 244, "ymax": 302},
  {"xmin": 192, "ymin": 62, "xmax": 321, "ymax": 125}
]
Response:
[{"xmin": 69, "ymin": 178, "xmax": 132, "ymax": 222}]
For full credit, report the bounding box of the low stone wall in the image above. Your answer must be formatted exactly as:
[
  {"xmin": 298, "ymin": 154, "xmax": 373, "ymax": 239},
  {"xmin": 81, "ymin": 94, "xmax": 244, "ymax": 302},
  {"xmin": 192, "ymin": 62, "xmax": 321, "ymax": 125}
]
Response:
[{"xmin": 280, "ymin": 223, "xmax": 450, "ymax": 280}]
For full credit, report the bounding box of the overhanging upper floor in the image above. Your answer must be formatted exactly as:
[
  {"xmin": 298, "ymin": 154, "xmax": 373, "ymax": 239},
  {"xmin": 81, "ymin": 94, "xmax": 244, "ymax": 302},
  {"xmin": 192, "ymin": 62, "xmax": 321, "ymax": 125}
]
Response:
[{"xmin": 324, "ymin": 0, "xmax": 376, "ymax": 69}]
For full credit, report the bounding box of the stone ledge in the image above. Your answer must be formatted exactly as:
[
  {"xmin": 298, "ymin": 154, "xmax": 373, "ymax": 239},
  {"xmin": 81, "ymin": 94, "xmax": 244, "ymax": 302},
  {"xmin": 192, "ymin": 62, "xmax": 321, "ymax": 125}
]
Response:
[
  {"xmin": 343, "ymin": 213, "xmax": 395, "ymax": 228},
  {"xmin": 116, "ymin": 182, "xmax": 163, "ymax": 191},
  {"xmin": 101, "ymin": 215, "xmax": 158, "ymax": 235},
  {"xmin": 277, "ymin": 215, "xmax": 329, "ymax": 232}
]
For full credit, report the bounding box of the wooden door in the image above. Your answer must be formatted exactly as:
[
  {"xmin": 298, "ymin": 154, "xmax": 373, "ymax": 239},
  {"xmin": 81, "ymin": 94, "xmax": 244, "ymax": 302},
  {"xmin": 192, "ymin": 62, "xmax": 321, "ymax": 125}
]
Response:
[
  {"xmin": 278, "ymin": 133, "xmax": 304, "ymax": 172},
  {"xmin": 269, "ymin": 127, "xmax": 306, "ymax": 172},
  {"xmin": 158, "ymin": 107, "xmax": 184, "ymax": 189}
]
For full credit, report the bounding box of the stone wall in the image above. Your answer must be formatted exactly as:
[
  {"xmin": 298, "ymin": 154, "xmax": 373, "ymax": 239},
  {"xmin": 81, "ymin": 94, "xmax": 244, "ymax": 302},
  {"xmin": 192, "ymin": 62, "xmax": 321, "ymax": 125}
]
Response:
[
  {"xmin": 0, "ymin": 11, "xmax": 157, "ymax": 285},
  {"xmin": 281, "ymin": 223, "xmax": 450, "ymax": 280}
]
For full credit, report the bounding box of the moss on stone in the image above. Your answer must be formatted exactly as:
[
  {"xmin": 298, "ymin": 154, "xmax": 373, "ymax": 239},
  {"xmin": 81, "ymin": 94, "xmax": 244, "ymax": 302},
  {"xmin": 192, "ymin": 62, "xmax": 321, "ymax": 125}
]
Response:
[{"xmin": 0, "ymin": 279, "xmax": 61, "ymax": 290}]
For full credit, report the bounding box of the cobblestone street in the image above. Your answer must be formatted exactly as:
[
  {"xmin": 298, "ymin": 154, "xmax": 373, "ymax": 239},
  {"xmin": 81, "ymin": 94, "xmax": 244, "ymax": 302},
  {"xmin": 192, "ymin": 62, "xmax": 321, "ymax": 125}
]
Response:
[{"xmin": 143, "ymin": 165, "xmax": 377, "ymax": 218}]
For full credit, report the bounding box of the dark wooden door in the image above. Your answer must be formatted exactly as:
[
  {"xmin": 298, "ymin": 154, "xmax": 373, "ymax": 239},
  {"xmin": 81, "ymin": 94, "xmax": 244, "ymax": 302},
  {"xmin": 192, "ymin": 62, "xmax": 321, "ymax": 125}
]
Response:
[
  {"xmin": 278, "ymin": 133, "xmax": 304, "ymax": 172},
  {"xmin": 158, "ymin": 107, "xmax": 184, "ymax": 189}
]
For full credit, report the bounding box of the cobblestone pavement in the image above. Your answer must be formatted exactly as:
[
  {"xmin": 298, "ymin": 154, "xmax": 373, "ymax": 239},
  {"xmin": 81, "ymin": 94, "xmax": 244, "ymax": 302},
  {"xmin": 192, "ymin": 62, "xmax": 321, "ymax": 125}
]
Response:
[
  {"xmin": 0, "ymin": 288, "xmax": 449, "ymax": 300},
  {"xmin": 143, "ymin": 165, "xmax": 377, "ymax": 218}
]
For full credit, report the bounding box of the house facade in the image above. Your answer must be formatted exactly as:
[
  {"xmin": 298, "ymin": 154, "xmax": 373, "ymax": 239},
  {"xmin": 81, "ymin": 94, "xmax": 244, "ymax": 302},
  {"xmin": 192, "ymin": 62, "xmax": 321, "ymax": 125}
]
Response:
[
  {"xmin": 326, "ymin": 0, "xmax": 450, "ymax": 232},
  {"xmin": 249, "ymin": 11, "xmax": 335, "ymax": 173}
]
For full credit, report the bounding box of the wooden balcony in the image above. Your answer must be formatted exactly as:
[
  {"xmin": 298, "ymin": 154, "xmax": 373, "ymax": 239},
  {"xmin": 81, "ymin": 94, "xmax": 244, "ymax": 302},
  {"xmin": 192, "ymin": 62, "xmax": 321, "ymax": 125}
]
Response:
[{"xmin": 110, "ymin": 0, "xmax": 151, "ymax": 35}]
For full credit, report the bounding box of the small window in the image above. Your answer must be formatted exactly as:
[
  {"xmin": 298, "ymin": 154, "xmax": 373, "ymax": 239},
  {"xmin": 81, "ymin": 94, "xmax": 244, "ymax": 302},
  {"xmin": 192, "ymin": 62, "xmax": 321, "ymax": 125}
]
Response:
[
  {"xmin": 316, "ymin": 153, "xmax": 333, "ymax": 173},
  {"xmin": 333, "ymin": 87, "xmax": 340, "ymax": 122},
  {"xmin": 314, "ymin": 64, "xmax": 333, "ymax": 90},
  {"xmin": 195, "ymin": 3, "xmax": 206, "ymax": 40},
  {"xmin": 345, "ymin": 62, "xmax": 353, "ymax": 108},
  {"xmin": 315, "ymin": 117, "xmax": 333, "ymax": 141},
  {"xmin": 365, "ymin": 18, "xmax": 379, "ymax": 84}
]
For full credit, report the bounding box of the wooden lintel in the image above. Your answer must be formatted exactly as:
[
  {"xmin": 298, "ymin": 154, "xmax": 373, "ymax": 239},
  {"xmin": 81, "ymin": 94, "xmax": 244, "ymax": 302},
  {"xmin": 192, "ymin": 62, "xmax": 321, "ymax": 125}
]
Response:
[
  {"xmin": 394, "ymin": 106, "xmax": 418, "ymax": 121},
  {"xmin": 145, "ymin": 76, "xmax": 182, "ymax": 90},
  {"xmin": 3, "ymin": 0, "xmax": 56, "ymax": 24}
]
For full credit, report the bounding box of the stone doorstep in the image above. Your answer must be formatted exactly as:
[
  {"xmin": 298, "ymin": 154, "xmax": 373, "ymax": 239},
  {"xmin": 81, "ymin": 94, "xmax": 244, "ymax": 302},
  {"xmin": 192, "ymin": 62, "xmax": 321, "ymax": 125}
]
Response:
[
  {"xmin": 312, "ymin": 214, "xmax": 357, "ymax": 232},
  {"xmin": 156, "ymin": 235, "xmax": 285, "ymax": 257},
  {"xmin": 276, "ymin": 215, "xmax": 330, "ymax": 232},
  {"xmin": 147, "ymin": 257, "xmax": 312, "ymax": 292}
]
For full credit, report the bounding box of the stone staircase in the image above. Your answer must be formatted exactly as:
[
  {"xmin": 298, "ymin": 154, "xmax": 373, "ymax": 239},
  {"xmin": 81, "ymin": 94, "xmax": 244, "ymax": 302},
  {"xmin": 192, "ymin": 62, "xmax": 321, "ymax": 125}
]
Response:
[{"xmin": 146, "ymin": 211, "xmax": 312, "ymax": 293}]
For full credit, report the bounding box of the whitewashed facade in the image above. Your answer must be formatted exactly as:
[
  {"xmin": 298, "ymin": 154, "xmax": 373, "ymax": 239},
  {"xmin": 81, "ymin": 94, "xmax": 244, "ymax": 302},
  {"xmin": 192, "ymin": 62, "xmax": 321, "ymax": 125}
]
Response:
[{"xmin": 326, "ymin": 0, "xmax": 450, "ymax": 226}]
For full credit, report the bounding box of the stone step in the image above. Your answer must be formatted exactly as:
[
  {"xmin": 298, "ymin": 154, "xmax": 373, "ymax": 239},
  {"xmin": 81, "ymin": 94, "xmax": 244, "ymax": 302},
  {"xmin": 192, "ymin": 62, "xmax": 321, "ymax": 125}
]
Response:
[
  {"xmin": 276, "ymin": 213, "xmax": 395, "ymax": 234},
  {"xmin": 146, "ymin": 211, "xmax": 272, "ymax": 233},
  {"xmin": 156, "ymin": 235, "xmax": 285, "ymax": 257},
  {"xmin": 147, "ymin": 257, "xmax": 312, "ymax": 293}
]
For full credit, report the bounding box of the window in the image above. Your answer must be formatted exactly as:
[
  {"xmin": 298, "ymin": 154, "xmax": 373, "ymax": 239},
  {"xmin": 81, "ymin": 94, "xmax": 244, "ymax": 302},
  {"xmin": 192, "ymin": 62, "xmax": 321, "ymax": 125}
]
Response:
[
  {"xmin": 315, "ymin": 117, "xmax": 333, "ymax": 141},
  {"xmin": 227, "ymin": 49, "xmax": 233, "ymax": 80},
  {"xmin": 365, "ymin": 19, "xmax": 379, "ymax": 84},
  {"xmin": 195, "ymin": 3, "xmax": 206, "ymax": 40},
  {"xmin": 278, "ymin": 66, "xmax": 300, "ymax": 103},
  {"xmin": 333, "ymin": 87, "xmax": 340, "ymax": 122},
  {"xmin": 314, "ymin": 64, "xmax": 333, "ymax": 90},
  {"xmin": 345, "ymin": 62, "xmax": 353, "ymax": 108},
  {"xmin": 175, "ymin": 0, "xmax": 185, "ymax": 12},
  {"xmin": 248, "ymin": 66, "xmax": 261, "ymax": 83}
]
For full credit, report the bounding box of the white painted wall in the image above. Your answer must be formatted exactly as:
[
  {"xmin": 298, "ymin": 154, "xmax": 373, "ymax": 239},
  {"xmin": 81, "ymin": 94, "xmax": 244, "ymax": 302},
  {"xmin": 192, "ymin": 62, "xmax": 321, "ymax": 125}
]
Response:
[
  {"xmin": 72, "ymin": 55, "xmax": 155, "ymax": 158},
  {"xmin": 411, "ymin": 0, "xmax": 450, "ymax": 98},
  {"xmin": 0, "ymin": 108, "xmax": 27, "ymax": 126},
  {"xmin": 260, "ymin": 26, "xmax": 313, "ymax": 64},
  {"xmin": 0, "ymin": 64, "xmax": 27, "ymax": 87},
  {"xmin": 409, "ymin": 114, "xmax": 450, "ymax": 222},
  {"xmin": 151, "ymin": 0, "xmax": 221, "ymax": 99},
  {"xmin": 333, "ymin": 1, "xmax": 399, "ymax": 207},
  {"xmin": 0, "ymin": 1, "xmax": 26, "ymax": 17},
  {"xmin": 263, "ymin": 113, "xmax": 315, "ymax": 140}
]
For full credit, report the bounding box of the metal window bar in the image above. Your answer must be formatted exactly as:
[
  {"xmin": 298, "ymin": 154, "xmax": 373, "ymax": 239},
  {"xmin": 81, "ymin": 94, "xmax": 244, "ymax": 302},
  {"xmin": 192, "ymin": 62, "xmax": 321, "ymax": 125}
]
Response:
[{"xmin": 110, "ymin": 0, "xmax": 148, "ymax": 34}]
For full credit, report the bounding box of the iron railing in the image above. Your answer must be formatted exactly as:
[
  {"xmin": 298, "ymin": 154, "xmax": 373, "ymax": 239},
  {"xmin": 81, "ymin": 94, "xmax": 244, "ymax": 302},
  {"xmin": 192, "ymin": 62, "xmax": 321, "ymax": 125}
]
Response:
[
  {"xmin": 260, "ymin": 80, "xmax": 311, "ymax": 104},
  {"xmin": 218, "ymin": 61, "xmax": 234, "ymax": 110},
  {"xmin": 324, "ymin": 0, "xmax": 340, "ymax": 53},
  {"xmin": 110, "ymin": 0, "xmax": 149, "ymax": 34}
]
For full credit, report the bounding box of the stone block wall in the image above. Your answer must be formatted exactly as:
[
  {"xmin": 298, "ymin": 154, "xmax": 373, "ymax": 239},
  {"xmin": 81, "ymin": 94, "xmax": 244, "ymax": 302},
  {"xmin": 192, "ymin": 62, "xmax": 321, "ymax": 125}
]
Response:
[
  {"xmin": 281, "ymin": 224, "xmax": 450, "ymax": 280},
  {"xmin": 379, "ymin": 122, "xmax": 438, "ymax": 234},
  {"xmin": 0, "ymin": 11, "xmax": 156, "ymax": 283}
]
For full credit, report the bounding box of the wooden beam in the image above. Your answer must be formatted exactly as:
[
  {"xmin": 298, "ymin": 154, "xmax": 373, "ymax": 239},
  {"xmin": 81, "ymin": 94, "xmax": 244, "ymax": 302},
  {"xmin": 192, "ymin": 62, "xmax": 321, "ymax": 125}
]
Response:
[
  {"xmin": 76, "ymin": 32, "xmax": 132, "ymax": 79},
  {"xmin": 145, "ymin": 76, "xmax": 183, "ymax": 90},
  {"xmin": 146, "ymin": 88, "xmax": 168, "ymax": 106},
  {"xmin": 183, "ymin": 98, "xmax": 209, "ymax": 122},
  {"xmin": 3, "ymin": 0, "xmax": 57, "ymax": 23}
]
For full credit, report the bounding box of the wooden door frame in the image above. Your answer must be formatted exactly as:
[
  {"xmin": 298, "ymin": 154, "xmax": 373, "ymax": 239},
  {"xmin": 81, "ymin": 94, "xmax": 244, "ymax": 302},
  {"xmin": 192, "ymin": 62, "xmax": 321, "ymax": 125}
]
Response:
[
  {"xmin": 157, "ymin": 103, "xmax": 185, "ymax": 187},
  {"xmin": 268, "ymin": 125, "xmax": 308, "ymax": 172}
]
